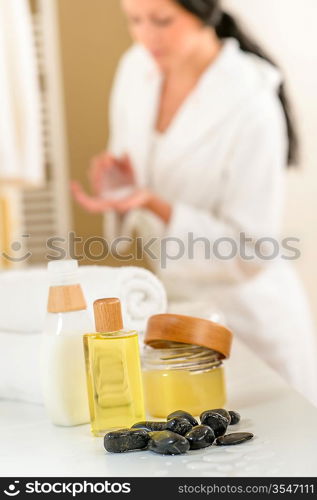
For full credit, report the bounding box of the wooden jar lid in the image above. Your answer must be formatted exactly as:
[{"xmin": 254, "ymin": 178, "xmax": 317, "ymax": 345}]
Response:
[{"xmin": 144, "ymin": 314, "xmax": 233, "ymax": 359}]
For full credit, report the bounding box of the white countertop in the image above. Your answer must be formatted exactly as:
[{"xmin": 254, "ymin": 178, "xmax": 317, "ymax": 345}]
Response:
[{"xmin": 1, "ymin": 339, "xmax": 317, "ymax": 478}]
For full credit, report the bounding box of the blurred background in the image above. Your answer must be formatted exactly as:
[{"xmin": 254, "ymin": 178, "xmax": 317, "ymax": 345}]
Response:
[{"xmin": 0, "ymin": 0, "xmax": 316, "ymax": 324}]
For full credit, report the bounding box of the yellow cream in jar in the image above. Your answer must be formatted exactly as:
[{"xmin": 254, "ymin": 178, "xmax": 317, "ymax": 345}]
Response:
[
  {"xmin": 142, "ymin": 342, "xmax": 227, "ymax": 418},
  {"xmin": 143, "ymin": 364, "xmax": 226, "ymax": 418}
]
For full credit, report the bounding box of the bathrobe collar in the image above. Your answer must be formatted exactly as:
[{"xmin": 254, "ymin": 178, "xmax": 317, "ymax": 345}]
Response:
[{"xmin": 129, "ymin": 38, "xmax": 283, "ymax": 186}]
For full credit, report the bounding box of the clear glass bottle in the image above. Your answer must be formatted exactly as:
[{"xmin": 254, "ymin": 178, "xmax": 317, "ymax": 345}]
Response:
[
  {"xmin": 40, "ymin": 260, "xmax": 93, "ymax": 426},
  {"xmin": 142, "ymin": 313, "xmax": 233, "ymax": 418},
  {"xmin": 84, "ymin": 298, "xmax": 145, "ymax": 436}
]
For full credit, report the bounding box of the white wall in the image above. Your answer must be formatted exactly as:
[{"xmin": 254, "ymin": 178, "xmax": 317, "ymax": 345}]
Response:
[{"xmin": 224, "ymin": 0, "xmax": 317, "ymax": 325}]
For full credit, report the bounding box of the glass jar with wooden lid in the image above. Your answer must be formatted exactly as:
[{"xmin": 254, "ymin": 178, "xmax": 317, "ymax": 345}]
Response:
[{"xmin": 142, "ymin": 313, "xmax": 233, "ymax": 418}]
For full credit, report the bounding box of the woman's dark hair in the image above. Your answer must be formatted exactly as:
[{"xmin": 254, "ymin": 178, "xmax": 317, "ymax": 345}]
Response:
[{"xmin": 175, "ymin": 0, "xmax": 298, "ymax": 166}]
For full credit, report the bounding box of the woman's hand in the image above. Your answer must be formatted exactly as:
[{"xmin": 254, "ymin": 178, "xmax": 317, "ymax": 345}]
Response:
[
  {"xmin": 71, "ymin": 152, "xmax": 136, "ymax": 213},
  {"xmin": 89, "ymin": 152, "xmax": 135, "ymax": 196},
  {"xmin": 70, "ymin": 180, "xmax": 119, "ymax": 213},
  {"xmin": 113, "ymin": 188, "xmax": 153, "ymax": 214},
  {"xmin": 114, "ymin": 189, "xmax": 173, "ymax": 224},
  {"xmin": 71, "ymin": 151, "xmax": 173, "ymax": 223},
  {"xmin": 70, "ymin": 182, "xmax": 152, "ymax": 215},
  {"xmin": 71, "ymin": 182, "xmax": 172, "ymax": 223}
]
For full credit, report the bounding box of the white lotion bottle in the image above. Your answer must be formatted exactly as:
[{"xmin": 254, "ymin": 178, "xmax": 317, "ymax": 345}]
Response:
[{"xmin": 40, "ymin": 260, "xmax": 93, "ymax": 426}]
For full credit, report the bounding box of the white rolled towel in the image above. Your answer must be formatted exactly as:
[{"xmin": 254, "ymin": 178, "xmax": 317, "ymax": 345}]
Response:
[
  {"xmin": 0, "ymin": 265, "xmax": 167, "ymax": 404},
  {"xmin": 82, "ymin": 266, "xmax": 167, "ymax": 334},
  {"xmin": 0, "ymin": 265, "xmax": 167, "ymax": 334}
]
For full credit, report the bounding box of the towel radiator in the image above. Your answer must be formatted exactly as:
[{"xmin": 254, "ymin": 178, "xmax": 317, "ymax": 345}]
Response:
[{"xmin": 20, "ymin": 0, "xmax": 72, "ymax": 266}]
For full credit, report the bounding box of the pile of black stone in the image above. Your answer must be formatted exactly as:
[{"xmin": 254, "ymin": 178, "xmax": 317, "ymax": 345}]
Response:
[{"xmin": 104, "ymin": 409, "xmax": 254, "ymax": 456}]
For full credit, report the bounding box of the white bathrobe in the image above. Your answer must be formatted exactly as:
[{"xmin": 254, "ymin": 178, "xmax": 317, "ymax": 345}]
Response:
[{"xmin": 103, "ymin": 38, "xmax": 317, "ymax": 406}]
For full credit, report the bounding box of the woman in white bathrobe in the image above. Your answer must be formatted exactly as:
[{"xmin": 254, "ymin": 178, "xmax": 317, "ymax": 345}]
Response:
[{"xmin": 71, "ymin": 0, "xmax": 317, "ymax": 406}]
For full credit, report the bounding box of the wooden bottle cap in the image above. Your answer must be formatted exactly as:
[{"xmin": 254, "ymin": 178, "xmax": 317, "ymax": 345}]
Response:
[
  {"xmin": 47, "ymin": 285, "xmax": 87, "ymax": 313},
  {"xmin": 93, "ymin": 298, "xmax": 123, "ymax": 333},
  {"xmin": 144, "ymin": 314, "xmax": 233, "ymax": 359}
]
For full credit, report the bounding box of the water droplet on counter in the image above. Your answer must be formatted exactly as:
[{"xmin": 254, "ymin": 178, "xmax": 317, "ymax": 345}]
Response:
[
  {"xmin": 245, "ymin": 451, "xmax": 275, "ymax": 461},
  {"xmin": 186, "ymin": 461, "xmax": 217, "ymax": 471},
  {"xmin": 201, "ymin": 471, "xmax": 227, "ymax": 477},
  {"xmin": 215, "ymin": 464, "xmax": 234, "ymax": 472},
  {"xmin": 155, "ymin": 470, "xmax": 169, "ymax": 477},
  {"xmin": 244, "ymin": 464, "xmax": 261, "ymax": 472},
  {"xmin": 265, "ymin": 468, "xmax": 281, "ymax": 475},
  {"xmin": 225, "ymin": 447, "xmax": 247, "ymax": 454},
  {"xmin": 203, "ymin": 454, "xmax": 240, "ymax": 463}
]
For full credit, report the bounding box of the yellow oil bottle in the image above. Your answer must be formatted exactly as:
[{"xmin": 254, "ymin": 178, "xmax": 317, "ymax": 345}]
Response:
[{"xmin": 84, "ymin": 298, "xmax": 145, "ymax": 436}]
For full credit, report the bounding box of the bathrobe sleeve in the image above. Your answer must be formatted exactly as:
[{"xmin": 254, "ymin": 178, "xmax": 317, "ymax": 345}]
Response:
[
  {"xmin": 107, "ymin": 53, "xmax": 130, "ymax": 157},
  {"xmin": 163, "ymin": 98, "xmax": 288, "ymax": 282},
  {"xmin": 103, "ymin": 51, "xmax": 133, "ymax": 245}
]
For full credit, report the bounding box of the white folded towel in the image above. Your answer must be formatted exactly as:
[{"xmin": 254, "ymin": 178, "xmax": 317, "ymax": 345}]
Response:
[
  {"xmin": 0, "ymin": 265, "xmax": 167, "ymax": 404},
  {"xmin": 0, "ymin": 330, "xmax": 42, "ymax": 404},
  {"xmin": 0, "ymin": 265, "xmax": 167, "ymax": 334}
]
